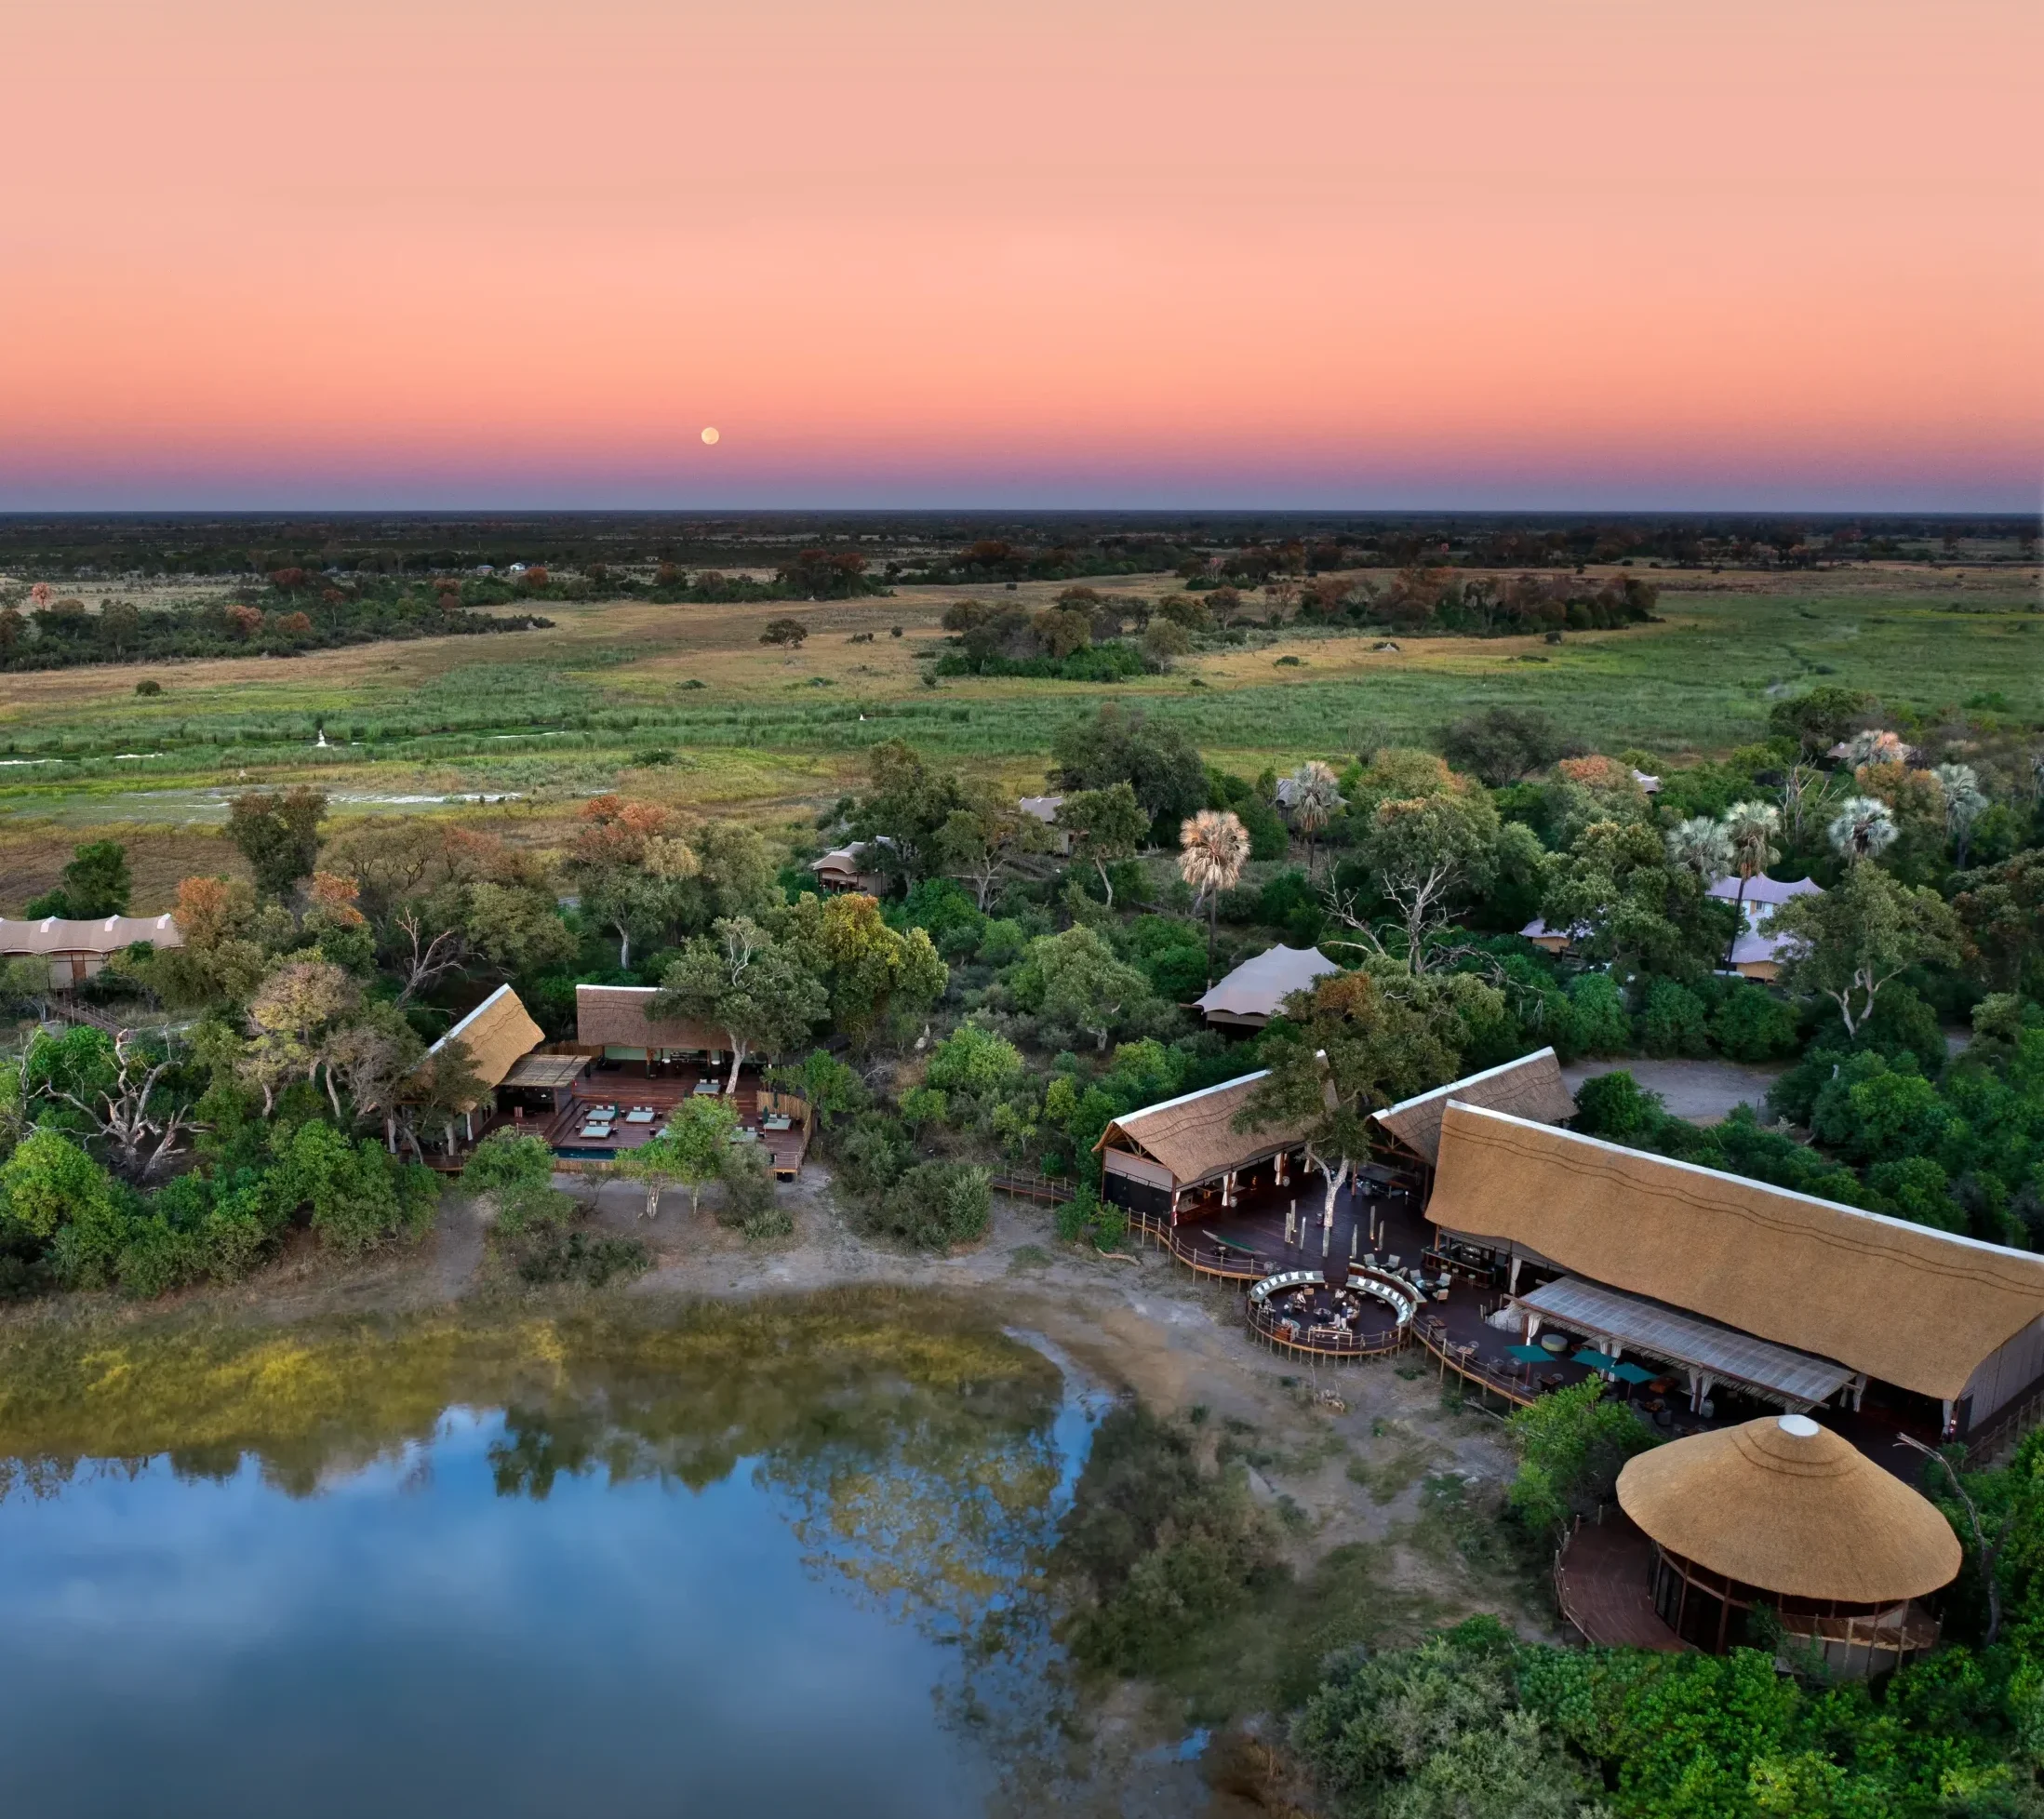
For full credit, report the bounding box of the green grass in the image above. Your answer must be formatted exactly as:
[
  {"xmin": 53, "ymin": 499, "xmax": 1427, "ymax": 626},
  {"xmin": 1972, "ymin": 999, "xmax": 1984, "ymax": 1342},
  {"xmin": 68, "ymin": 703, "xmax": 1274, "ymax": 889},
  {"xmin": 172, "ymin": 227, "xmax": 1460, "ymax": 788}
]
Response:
[{"xmin": 0, "ymin": 569, "xmax": 2035, "ymax": 837}]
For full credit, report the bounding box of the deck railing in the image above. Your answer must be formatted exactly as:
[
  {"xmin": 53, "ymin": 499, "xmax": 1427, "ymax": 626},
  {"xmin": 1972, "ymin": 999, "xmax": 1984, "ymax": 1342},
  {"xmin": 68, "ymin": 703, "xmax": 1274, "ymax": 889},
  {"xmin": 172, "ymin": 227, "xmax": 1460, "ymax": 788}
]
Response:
[
  {"xmin": 1410, "ymin": 1315, "xmax": 1539, "ymax": 1410},
  {"xmin": 1126, "ymin": 1208, "xmax": 1280, "ymax": 1281},
  {"xmin": 1245, "ymin": 1299, "xmax": 1408, "ymax": 1360},
  {"xmin": 989, "ymin": 1170, "xmax": 1075, "ymax": 1205}
]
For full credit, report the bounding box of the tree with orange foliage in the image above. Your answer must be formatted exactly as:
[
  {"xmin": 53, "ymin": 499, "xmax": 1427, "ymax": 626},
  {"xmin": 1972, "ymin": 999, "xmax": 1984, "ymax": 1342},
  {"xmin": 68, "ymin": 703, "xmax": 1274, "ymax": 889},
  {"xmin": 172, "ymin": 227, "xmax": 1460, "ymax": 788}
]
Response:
[{"xmin": 568, "ymin": 796, "xmax": 701, "ymax": 968}]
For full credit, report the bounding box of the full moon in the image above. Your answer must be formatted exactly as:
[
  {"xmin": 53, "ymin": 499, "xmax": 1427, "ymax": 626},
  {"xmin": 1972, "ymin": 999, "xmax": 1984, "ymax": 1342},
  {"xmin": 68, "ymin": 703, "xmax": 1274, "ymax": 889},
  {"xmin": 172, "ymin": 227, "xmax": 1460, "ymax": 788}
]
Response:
[{"xmin": 700, "ymin": 426, "xmax": 720, "ymax": 445}]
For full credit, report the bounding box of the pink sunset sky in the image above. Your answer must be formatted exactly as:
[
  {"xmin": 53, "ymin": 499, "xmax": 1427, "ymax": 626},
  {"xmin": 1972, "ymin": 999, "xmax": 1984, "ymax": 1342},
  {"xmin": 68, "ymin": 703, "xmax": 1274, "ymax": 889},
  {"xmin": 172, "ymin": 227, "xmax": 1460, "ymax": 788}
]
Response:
[{"xmin": 3, "ymin": 0, "xmax": 2038, "ymax": 510}]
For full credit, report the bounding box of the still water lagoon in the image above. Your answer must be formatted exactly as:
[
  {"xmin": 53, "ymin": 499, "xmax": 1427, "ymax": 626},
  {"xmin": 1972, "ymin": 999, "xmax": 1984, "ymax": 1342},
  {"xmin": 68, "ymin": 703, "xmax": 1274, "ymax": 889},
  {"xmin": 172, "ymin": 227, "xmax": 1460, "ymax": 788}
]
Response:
[{"xmin": 0, "ymin": 1305, "xmax": 1107, "ymax": 1819}]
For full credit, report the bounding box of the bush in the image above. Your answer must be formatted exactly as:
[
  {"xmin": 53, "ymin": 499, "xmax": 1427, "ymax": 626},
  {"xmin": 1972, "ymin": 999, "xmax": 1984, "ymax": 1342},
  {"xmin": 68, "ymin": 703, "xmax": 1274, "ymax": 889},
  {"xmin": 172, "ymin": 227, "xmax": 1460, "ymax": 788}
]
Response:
[
  {"xmin": 1638, "ymin": 979, "xmax": 1710, "ymax": 1056},
  {"xmin": 924, "ymin": 1022, "xmax": 1025, "ymax": 1098},
  {"xmin": 1559, "ymin": 972, "xmax": 1632, "ymax": 1055},
  {"xmin": 1709, "ymin": 983, "xmax": 1799, "ymax": 1061},
  {"xmin": 1052, "ymin": 1405, "xmax": 1283, "ymax": 1675},
  {"xmin": 1570, "ymin": 1069, "xmax": 1665, "ymax": 1142},
  {"xmin": 495, "ymin": 1181, "xmax": 576, "ymax": 1238},
  {"xmin": 715, "ymin": 1144, "xmax": 779, "ymax": 1230},
  {"xmin": 464, "ymin": 1128, "xmax": 555, "ymax": 1193},
  {"xmin": 1293, "ymin": 1620, "xmax": 1595, "ymax": 1819},
  {"xmin": 867, "ymin": 1160, "xmax": 991, "ymax": 1250},
  {"xmin": 511, "ymin": 1227, "xmax": 649, "ymax": 1287},
  {"xmin": 269, "ymin": 1121, "xmax": 438, "ymax": 1257},
  {"xmin": 1504, "ymin": 1379, "xmax": 1660, "ymax": 1539}
]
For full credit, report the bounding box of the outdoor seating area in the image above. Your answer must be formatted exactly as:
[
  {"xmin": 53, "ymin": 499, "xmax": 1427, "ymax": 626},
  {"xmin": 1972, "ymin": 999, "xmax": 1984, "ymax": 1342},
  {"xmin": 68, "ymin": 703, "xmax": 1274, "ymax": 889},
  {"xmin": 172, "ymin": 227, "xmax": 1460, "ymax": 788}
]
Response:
[
  {"xmin": 478, "ymin": 1062, "xmax": 812, "ymax": 1179},
  {"xmin": 1246, "ymin": 1264, "xmax": 1421, "ymax": 1359}
]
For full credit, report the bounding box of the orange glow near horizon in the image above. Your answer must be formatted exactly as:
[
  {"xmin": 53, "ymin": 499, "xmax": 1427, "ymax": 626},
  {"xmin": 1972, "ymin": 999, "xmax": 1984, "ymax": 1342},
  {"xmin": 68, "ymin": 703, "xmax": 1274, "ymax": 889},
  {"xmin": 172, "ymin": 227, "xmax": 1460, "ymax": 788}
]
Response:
[{"xmin": 3, "ymin": 0, "xmax": 2038, "ymax": 509}]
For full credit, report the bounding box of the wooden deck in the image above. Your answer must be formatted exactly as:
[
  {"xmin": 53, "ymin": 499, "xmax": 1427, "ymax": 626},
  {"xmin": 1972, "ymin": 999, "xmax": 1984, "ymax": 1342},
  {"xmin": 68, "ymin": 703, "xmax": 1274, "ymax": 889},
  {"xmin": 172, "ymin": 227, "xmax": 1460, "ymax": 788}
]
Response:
[
  {"xmin": 1556, "ymin": 1514, "xmax": 1690, "ymax": 1652},
  {"xmin": 481, "ymin": 1063, "xmax": 810, "ymax": 1179}
]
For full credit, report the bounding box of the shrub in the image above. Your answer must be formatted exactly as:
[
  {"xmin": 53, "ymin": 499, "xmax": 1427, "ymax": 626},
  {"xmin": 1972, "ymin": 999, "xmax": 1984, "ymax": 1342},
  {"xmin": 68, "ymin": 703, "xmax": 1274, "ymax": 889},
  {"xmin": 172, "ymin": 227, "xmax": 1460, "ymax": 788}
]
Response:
[
  {"xmin": 1053, "ymin": 1405, "xmax": 1283, "ymax": 1675},
  {"xmin": 714, "ymin": 1144, "xmax": 779, "ymax": 1230},
  {"xmin": 1293, "ymin": 1620, "xmax": 1594, "ymax": 1819},
  {"xmin": 495, "ymin": 1182, "xmax": 576, "ymax": 1238},
  {"xmin": 924, "ymin": 1022, "xmax": 1025, "ymax": 1098},
  {"xmin": 1558, "ymin": 972, "xmax": 1631, "ymax": 1055},
  {"xmin": 464, "ymin": 1128, "xmax": 555, "ymax": 1194},
  {"xmin": 897, "ymin": 1085, "xmax": 949, "ymax": 1130},
  {"xmin": 1638, "ymin": 979, "xmax": 1710, "ymax": 1057},
  {"xmin": 1504, "ymin": 1379, "xmax": 1660, "ymax": 1539},
  {"xmin": 269, "ymin": 1121, "xmax": 438, "ymax": 1257},
  {"xmin": 1709, "ymin": 983, "xmax": 1799, "ymax": 1061},
  {"xmin": 135, "ymin": 678, "xmax": 163, "ymax": 696},
  {"xmin": 868, "ymin": 1160, "xmax": 991, "ymax": 1250},
  {"xmin": 1570, "ymin": 1069, "xmax": 1665, "ymax": 1142},
  {"xmin": 512, "ymin": 1227, "xmax": 649, "ymax": 1287}
]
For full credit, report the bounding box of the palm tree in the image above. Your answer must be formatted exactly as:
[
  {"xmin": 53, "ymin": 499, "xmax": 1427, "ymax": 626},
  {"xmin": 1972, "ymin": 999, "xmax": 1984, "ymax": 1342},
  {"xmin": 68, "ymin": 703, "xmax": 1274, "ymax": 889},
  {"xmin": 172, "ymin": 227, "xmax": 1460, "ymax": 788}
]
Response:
[
  {"xmin": 1284, "ymin": 760, "xmax": 1344, "ymax": 878},
  {"xmin": 1718, "ymin": 800, "xmax": 1781, "ymax": 966},
  {"xmin": 1827, "ymin": 796, "xmax": 1897, "ymax": 863},
  {"xmin": 1179, "ymin": 809, "xmax": 1250, "ymax": 984},
  {"xmin": 1663, "ymin": 816, "xmax": 1730, "ymax": 886},
  {"xmin": 1931, "ymin": 763, "xmax": 1988, "ymax": 867}
]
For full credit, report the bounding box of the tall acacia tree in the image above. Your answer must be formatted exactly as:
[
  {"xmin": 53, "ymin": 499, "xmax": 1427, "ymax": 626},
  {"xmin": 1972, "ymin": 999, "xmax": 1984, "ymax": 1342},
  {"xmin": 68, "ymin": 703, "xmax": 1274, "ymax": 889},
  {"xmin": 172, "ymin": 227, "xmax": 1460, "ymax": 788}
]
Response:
[
  {"xmin": 1235, "ymin": 969, "xmax": 1477, "ymax": 1240},
  {"xmin": 1178, "ymin": 809, "xmax": 1250, "ymax": 984},
  {"xmin": 653, "ymin": 917, "xmax": 827, "ymax": 1094},
  {"xmin": 1771, "ymin": 862, "xmax": 1961, "ymax": 1041},
  {"xmin": 1058, "ymin": 782, "xmax": 1147, "ymax": 909}
]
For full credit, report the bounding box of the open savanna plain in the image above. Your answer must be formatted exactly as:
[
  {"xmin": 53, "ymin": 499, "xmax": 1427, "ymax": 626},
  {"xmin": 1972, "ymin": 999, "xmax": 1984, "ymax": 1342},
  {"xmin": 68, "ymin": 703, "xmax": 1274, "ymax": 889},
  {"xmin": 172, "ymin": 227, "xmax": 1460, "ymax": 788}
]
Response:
[{"xmin": 2, "ymin": 562, "xmax": 2036, "ymax": 906}]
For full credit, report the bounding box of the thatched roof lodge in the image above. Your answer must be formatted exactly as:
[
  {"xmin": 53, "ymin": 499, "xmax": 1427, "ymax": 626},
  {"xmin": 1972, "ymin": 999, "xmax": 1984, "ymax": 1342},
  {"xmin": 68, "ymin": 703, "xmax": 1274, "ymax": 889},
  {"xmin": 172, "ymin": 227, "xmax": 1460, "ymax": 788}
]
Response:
[
  {"xmin": 0, "ymin": 913, "xmax": 182, "ymax": 986},
  {"xmin": 1427, "ymin": 1102, "xmax": 2044, "ymax": 1441},
  {"xmin": 421, "ymin": 984, "xmax": 545, "ymax": 1110},
  {"xmin": 809, "ymin": 844, "xmax": 889, "ymax": 895},
  {"xmin": 1194, "ymin": 944, "xmax": 1341, "ymax": 1029},
  {"xmin": 1096, "ymin": 1072, "xmax": 1315, "ymax": 1220},
  {"xmin": 1372, "ymin": 1048, "xmax": 1576, "ymax": 1170},
  {"xmin": 1615, "ymin": 1413, "xmax": 1961, "ymax": 1668},
  {"xmin": 574, "ymin": 983, "xmax": 726, "ymax": 1061}
]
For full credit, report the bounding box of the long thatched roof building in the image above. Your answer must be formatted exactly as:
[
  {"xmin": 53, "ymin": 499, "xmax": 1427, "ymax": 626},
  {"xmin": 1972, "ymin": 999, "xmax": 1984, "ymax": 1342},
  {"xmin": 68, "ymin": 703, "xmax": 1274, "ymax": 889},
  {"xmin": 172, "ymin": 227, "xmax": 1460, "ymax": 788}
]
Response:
[
  {"xmin": 575, "ymin": 983, "xmax": 725, "ymax": 1057},
  {"xmin": 1428, "ymin": 1101, "xmax": 2044, "ymax": 1434}
]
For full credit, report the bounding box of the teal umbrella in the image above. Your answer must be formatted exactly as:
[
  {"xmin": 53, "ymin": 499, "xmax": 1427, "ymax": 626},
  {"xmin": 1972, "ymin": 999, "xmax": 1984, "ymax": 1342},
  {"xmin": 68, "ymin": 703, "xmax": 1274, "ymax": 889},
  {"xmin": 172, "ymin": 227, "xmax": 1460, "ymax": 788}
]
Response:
[
  {"xmin": 1571, "ymin": 1348, "xmax": 1619, "ymax": 1371},
  {"xmin": 1505, "ymin": 1344, "xmax": 1550, "ymax": 1364},
  {"xmin": 1610, "ymin": 1361, "xmax": 1656, "ymax": 1385}
]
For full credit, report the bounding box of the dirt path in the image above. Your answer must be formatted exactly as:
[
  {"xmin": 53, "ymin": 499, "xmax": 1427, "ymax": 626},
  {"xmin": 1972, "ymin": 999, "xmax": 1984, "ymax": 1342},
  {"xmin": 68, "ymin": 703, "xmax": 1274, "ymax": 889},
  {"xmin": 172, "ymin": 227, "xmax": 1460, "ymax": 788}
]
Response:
[{"xmin": 1562, "ymin": 1055, "xmax": 1784, "ymax": 1124}]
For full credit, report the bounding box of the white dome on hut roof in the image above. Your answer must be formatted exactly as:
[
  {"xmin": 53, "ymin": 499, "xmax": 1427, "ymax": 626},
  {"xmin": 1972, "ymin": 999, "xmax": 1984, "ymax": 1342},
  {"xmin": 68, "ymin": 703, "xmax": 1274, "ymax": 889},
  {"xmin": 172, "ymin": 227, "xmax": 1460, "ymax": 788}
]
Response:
[{"xmin": 1617, "ymin": 1415, "xmax": 1960, "ymax": 1606}]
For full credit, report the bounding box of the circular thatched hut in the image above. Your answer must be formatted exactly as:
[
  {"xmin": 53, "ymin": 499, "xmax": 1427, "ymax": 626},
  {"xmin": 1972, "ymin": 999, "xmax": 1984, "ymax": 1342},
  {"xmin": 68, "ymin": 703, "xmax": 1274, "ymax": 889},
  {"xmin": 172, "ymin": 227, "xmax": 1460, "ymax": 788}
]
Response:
[{"xmin": 1616, "ymin": 1413, "xmax": 1961, "ymax": 1670}]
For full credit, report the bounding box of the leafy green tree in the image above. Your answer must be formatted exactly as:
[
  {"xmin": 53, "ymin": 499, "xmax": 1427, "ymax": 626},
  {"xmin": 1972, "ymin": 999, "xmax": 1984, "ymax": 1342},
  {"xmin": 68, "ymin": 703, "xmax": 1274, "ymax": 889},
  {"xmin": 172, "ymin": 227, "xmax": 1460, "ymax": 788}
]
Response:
[
  {"xmin": 778, "ymin": 891, "xmax": 946, "ymax": 1053},
  {"xmin": 1953, "ymin": 849, "xmax": 2044, "ymax": 995},
  {"xmin": 617, "ymin": 1098, "xmax": 738, "ymax": 1219},
  {"xmin": 934, "ymin": 781, "xmax": 1049, "ymax": 910},
  {"xmin": 22, "ymin": 839, "xmax": 131, "ymax": 918},
  {"xmin": 1542, "ymin": 817, "xmax": 1730, "ymax": 985},
  {"xmin": 1030, "ymin": 926, "xmax": 1156, "ymax": 1050},
  {"xmin": 849, "ymin": 739, "xmax": 967, "ymax": 888},
  {"xmin": 1237, "ymin": 967, "xmax": 1482, "ymax": 1236},
  {"xmin": 226, "ymin": 788, "xmax": 327, "ymax": 898},
  {"xmin": 1050, "ymin": 702, "xmax": 1207, "ymax": 831},
  {"xmin": 1346, "ymin": 785, "xmax": 1501, "ymax": 971},
  {"xmin": 1058, "ymin": 782, "xmax": 1147, "ymax": 908},
  {"xmin": 653, "ymin": 917, "xmax": 828, "ymax": 1092},
  {"xmin": 267, "ymin": 1119, "xmax": 437, "ymax": 1255},
  {"xmin": 1505, "ymin": 1379, "xmax": 1662, "ymax": 1539},
  {"xmin": 0, "ymin": 1127, "xmax": 129, "ymax": 1287},
  {"xmin": 1772, "ymin": 861, "xmax": 1962, "ymax": 1040},
  {"xmin": 1438, "ymin": 706, "xmax": 1567, "ymax": 785},
  {"xmin": 20, "ymin": 1023, "xmax": 203, "ymax": 1181},
  {"xmin": 1767, "ymin": 684, "xmax": 1875, "ymax": 756},
  {"xmin": 764, "ymin": 1050, "xmax": 870, "ymax": 1143}
]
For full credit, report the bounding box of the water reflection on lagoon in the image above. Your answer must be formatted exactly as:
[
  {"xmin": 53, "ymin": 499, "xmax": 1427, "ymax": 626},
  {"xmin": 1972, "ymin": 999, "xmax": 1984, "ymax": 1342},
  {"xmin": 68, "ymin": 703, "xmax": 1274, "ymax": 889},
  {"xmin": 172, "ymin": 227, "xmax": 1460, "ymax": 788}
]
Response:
[{"xmin": 0, "ymin": 1325, "xmax": 1105, "ymax": 1819}]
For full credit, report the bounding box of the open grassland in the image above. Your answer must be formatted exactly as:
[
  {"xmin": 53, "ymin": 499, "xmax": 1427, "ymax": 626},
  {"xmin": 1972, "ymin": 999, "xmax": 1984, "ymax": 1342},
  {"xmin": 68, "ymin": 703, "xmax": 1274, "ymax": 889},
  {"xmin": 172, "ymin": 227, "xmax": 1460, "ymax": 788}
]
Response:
[{"xmin": 1, "ymin": 566, "xmax": 2035, "ymax": 880}]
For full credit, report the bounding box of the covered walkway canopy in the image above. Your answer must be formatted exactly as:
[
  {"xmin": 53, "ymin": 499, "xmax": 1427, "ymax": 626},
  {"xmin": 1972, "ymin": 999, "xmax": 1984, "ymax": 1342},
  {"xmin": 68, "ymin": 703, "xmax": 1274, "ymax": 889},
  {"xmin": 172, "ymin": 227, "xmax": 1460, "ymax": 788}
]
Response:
[{"xmin": 1516, "ymin": 1275, "xmax": 1857, "ymax": 1411}]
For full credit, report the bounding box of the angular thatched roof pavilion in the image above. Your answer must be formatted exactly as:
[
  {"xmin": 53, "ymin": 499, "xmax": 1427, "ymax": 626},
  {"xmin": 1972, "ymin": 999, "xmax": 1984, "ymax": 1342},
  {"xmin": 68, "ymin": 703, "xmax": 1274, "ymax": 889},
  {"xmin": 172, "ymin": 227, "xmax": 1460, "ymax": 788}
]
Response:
[
  {"xmin": 1372, "ymin": 1048, "xmax": 1576, "ymax": 1170},
  {"xmin": 1614, "ymin": 1413, "xmax": 1961, "ymax": 1667}
]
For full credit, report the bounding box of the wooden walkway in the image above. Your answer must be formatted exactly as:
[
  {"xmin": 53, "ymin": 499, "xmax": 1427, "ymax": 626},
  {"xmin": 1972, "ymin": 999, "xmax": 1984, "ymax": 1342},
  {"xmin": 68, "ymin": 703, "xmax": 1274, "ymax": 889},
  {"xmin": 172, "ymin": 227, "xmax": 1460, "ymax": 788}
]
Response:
[{"xmin": 1555, "ymin": 1515, "xmax": 1689, "ymax": 1652}]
